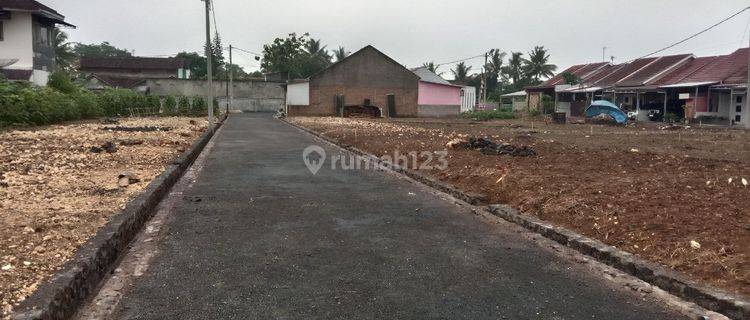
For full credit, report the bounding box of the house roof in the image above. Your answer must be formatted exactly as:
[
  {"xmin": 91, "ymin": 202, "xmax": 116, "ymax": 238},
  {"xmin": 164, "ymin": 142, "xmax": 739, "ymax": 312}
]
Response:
[
  {"xmin": 0, "ymin": 0, "xmax": 74, "ymax": 27},
  {"xmin": 88, "ymin": 74, "xmax": 147, "ymax": 89},
  {"xmin": 0, "ymin": 68, "xmax": 32, "ymax": 81},
  {"xmin": 501, "ymin": 90, "xmax": 527, "ymax": 97},
  {"xmin": 309, "ymin": 45, "xmax": 419, "ymax": 82},
  {"xmin": 412, "ymin": 67, "xmax": 451, "ymax": 85},
  {"xmin": 80, "ymin": 57, "xmax": 187, "ymax": 71},
  {"xmin": 615, "ymin": 54, "xmax": 692, "ymax": 87}
]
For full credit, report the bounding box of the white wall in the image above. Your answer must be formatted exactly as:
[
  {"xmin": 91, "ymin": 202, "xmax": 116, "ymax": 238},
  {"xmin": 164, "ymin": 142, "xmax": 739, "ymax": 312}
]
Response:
[
  {"xmin": 460, "ymin": 86, "xmax": 476, "ymax": 113},
  {"xmin": 286, "ymin": 82, "xmax": 309, "ymax": 106},
  {"xmin": 1, "ymin": 12, "xmax": 34, "ymax": 69}
]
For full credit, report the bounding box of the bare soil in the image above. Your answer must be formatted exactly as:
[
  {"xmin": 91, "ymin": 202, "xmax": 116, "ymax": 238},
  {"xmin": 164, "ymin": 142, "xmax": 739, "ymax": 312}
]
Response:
[
  {"xmin": 289, "ymin": 116, "xmax": 750, "ymax": 298},
  {"xmin": 0, "ymin": 117, "xmax": 207, "ymax": 317}
]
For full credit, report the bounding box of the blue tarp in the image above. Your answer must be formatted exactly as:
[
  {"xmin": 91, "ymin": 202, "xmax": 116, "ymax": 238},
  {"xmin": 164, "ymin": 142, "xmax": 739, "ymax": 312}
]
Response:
[{"xmin": 585, "ymin": 100, "xmax": 628, "ymax": 124}]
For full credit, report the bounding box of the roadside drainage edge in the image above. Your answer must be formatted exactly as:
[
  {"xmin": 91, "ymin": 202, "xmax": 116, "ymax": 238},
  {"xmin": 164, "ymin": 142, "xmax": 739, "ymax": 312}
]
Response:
[
  {"xmin": 11, "ymin": 116, "xmax": 227, "ymax": 320},
  {"xmin": 281, "ymin": 119, "xmax": 487, "ymax": 205},
  {"xmin": 283, "ymin": 118, "xmax": 749, "ymax": 320},
  {"xmin": 487, "ymin": 204, "xmax": 749, "ymax": 320}
]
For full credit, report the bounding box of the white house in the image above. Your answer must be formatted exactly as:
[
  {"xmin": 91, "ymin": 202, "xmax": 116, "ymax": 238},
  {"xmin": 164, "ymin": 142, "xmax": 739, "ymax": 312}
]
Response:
[{"xmin": 0, "ymin": 0, "xmax": 74, "ymax": 85}]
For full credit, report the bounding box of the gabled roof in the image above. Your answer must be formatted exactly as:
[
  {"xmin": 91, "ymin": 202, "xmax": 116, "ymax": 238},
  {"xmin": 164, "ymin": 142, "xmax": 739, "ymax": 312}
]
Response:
[
  {"xmin": 0, "ymin": 0, "xmax": 74, "ymax": 27},
  {"xmin": 309, "ymin": 45, "xmax": 419, "ymax": 81},
  {"xmin": 536, "ymin": 62, "xmax": 609, "ymax": 88},
  {"xmin": 80, "ymin": 57, "xmax": 187, "ymax": 71},
  {"xmin": 615, "ymin": 54, "xmax": 693, "ymax": 87},
  {"xmin": 412, "ymin": 67, "xmax": 451, "ymax": 85},
  {"xmin": 88, "ymin": 74, "xmax": 147, "ymax": 89}
]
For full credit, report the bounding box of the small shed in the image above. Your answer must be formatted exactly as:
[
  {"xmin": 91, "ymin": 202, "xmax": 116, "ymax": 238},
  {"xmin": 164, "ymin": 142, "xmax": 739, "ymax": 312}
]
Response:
[
  {"xmin": 413, "ymin": 67, "xmax": 463, "ymax": 118},
  {"xmin": 501, "ymin": 90, "xmax": 528, "ymax": 111}
]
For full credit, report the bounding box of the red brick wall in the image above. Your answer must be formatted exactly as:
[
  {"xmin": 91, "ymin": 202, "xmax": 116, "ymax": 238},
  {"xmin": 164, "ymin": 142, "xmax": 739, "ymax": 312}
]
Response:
[{"xmin": 288, "ymin": 46, "xmax": 419, "ymax": 117}]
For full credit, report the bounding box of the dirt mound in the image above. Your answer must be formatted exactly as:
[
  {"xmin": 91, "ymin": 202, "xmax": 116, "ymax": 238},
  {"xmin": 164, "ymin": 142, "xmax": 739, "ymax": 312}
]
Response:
[{"xmin": 462, "ymin": 137, "xmax": 536, "ymax": 157}]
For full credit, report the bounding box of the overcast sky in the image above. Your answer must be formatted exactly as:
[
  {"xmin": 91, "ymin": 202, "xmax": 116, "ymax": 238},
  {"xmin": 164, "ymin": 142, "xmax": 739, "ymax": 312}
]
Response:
[{"xmin": 45, "ymin": 0, "xmax": 750, "ymax": 78}]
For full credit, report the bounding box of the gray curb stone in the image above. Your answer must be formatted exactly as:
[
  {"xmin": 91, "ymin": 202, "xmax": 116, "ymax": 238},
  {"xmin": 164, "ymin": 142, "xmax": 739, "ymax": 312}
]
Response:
[
  {"xmin": 283, "ymin": 118, "xmax": 750, "ymax": 320},
  {"xmin": 488, "ymin": 204, "xmax": 750, "ymax": 320},
  {"xmin": 11, "ymin": 116, "xmax": 227, "ymax": 320}
]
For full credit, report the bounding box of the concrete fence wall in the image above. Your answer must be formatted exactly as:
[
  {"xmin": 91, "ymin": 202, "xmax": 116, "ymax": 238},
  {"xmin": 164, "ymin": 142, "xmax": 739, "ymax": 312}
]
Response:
[{"xmin": 145, "ymin": 79, "xmax": 285, "ymax": 112}]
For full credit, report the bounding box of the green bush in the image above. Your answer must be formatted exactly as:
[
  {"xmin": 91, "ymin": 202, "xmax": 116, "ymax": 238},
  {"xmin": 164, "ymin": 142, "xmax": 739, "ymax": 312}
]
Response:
[
  {"xmin": 461, "ymin": 109, "xmax": 517, "ymax": 121},
  {"xmin": 146, "ymin": 95, "xmax": 160, "ymax": 115},
  {"xmin": 47, "ymin": 71, "xmax": 78, "ymax": 95},
  {"xmin": 191, "ymin": 96, "xmax": 207, "ymax": 116},
  {"xmin": 177, "ymin": 96, "xmax": 191, "ymax": 116},
  {"xmin": 163, "ymin": 96, "xmax": 177, "ymax": 116},
  {"xmin": 97, "ymin": 89, "xmax": 143, "ymax": 117}
]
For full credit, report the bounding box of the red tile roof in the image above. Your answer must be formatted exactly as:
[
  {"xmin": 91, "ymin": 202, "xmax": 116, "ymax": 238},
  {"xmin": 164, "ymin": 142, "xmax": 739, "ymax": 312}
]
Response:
[
  {"xmin": 593, "ymin": 57, "xmax": 658, "ymax": 86},
  {"xmin": 80, "ymin": 57, "xmax": 187, "ymax": 71},
  {"xmin": 616, "ymin": 54, "xmax": 692, "ymax": 87},
  {"xmin": 91, "ymin": 74, "xmax": 147, "ymax": 89},
  {"xmin": 655, "ymin": 48, "xmax": 748, "ymax": 86},
  {"xmin": 0, "ymin": 69, "xmax": 32, "ymax": 81}
]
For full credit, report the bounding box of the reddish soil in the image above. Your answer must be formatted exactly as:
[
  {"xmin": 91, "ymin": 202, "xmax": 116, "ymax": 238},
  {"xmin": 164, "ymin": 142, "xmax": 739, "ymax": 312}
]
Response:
[{"xmin": 289, "ymin": 116, "xmax": 750, "ymax": 298}]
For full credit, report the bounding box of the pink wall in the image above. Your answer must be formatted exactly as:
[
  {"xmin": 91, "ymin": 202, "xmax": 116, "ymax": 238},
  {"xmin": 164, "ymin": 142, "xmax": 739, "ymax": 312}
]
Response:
[{"xmin": 418, "ymin": 81, "xmax": 461, "ymax": 105}]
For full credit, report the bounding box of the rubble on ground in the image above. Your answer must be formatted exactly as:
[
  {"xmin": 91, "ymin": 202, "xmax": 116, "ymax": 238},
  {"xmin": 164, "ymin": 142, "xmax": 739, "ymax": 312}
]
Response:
[
  {"xmin": 450, "ymin": 137, "xmax": 536, "ymax": 157},
  {"xmin": 0, "ymin": 117, "xmax": 207, "ymax": 317}
]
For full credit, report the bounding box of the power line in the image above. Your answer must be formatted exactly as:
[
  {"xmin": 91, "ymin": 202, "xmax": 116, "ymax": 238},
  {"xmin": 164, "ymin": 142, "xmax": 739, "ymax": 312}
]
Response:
[
  {"xmin": 232, "ymin": 46, "xmax": 263, "ymax": 57},
  {"xmin": 434, "ymin": 53, "xmax": 486, "ymax": 67},
  {"xmin": 626, "ymin": 6, "xmax": 750, "ymax": 63}
]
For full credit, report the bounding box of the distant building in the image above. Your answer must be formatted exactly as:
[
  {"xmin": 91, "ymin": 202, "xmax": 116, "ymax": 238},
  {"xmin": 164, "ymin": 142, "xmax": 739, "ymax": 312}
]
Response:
[
  {"xmin": 0, "ymin": 0, "xmax": 75, "ymax": 85},
  {"xmin": 412, "ymin": 67, "xmax": 464, "ymax": 117},
  {"xmin": 526, "ymin": 48, "xmax": 749, "ymax": 126},
  {"xmin": 286, "ymin": 45, "xmax": 420, "ymax": 117},
  {"xmin": 79, "ymin": 56, "xmax": 189, "ymax": 92}
]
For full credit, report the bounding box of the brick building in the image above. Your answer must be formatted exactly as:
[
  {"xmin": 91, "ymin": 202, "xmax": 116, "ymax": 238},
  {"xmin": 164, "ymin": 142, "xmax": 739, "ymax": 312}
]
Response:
[{"xmin": 287, "ymin": 46, "xmax": 420, "ymax": 117}]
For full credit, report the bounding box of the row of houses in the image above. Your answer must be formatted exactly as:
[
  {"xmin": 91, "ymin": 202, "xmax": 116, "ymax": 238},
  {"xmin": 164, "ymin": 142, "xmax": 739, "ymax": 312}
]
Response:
[
  {"xmin": 285, "ymin": 45, "xmax": 476, "ymax": 118},
  {"xmin": 525, "ymin": 48, "xmax": 749, "ymax": 126}
]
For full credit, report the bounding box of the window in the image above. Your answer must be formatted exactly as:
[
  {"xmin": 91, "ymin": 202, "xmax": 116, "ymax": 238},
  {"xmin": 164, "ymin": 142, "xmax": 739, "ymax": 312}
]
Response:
[
  {"xmin": 0, "ymin": 21, "xmax": 3, "ymax": 41},
  {"xmin": 736, "ymin": 96, "xmax": 743, "ymax": 104},
  {"xmin": 39, "ymin": 26, "xmax": 49, "ymax": 46}
]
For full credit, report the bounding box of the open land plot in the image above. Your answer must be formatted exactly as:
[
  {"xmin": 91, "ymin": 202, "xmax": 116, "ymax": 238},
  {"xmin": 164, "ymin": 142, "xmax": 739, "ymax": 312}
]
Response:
[
  {"xmin": 288, "ymin": 116, "xmax": 750, "ymax": 298},
  {"xmin": 0, "ymin": 117, "xmax": 207, "ymax": 317}
]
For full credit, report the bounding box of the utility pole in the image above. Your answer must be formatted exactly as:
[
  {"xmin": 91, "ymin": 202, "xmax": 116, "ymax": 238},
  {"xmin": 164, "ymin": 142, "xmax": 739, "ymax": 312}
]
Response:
[
  {"xmin": 481, "ymin": 51, "xmax": 488, "ymax": 103},
  {"xmin": 602, "ymin": 47, "xmax": 607, "ymax": 63},
  {"xmin": 746, "ymin": 34, "xmax": 749, "ymax": 127},
  {"xmin": 203, "ymin": 0, "xmax": 214, "ymax": 126},
  {"xmin": 228, "ymin": 44, "xmax": 234, "ymax": 114}
]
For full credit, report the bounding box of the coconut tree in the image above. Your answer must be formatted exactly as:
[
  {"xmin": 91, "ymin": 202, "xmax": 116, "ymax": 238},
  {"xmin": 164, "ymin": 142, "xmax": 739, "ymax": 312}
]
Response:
[
  {"xmin": 52, "ymin": 28, "xmax": 76, "ymax": 72},
  {"xmin": 451, "ymin": 62, "xmax": 471, "ymax": 82},
  {"xmin": 333, "ymin": 46, "xmax": 348, "ymax": 62},
  {"xmin": 501, "ymin": 52, "xmax": 525, "ymax": 85},
  {"xmin": 524, "ymin": 46, "xmax": 557, "ymax": 82},
  {"xmin": 421, "ymin": 61, "xmax": 442, "ymax": 75}
]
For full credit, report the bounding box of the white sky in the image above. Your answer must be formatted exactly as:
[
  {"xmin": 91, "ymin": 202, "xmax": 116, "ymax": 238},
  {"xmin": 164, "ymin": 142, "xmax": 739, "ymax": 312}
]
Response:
[{"xmin": 45, "ymin": 0, "xmax": 750, "ymax": 78}]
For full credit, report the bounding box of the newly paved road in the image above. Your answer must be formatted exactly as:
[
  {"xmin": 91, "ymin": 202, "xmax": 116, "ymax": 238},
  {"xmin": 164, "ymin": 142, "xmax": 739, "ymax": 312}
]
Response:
[{"xmin": 110, "ymin": 113, "xmax": 682, "ymax": 319}]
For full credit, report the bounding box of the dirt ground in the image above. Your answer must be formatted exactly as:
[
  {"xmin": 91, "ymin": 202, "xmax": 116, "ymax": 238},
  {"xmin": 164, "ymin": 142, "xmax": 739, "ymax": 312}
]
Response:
[
  {"xmin": 289, "ymin": 116, "xmax": 750, "ymax": 298},
  {"xmin": 0, "ymin": 117, "xmax": 207, "ymax": 317}
]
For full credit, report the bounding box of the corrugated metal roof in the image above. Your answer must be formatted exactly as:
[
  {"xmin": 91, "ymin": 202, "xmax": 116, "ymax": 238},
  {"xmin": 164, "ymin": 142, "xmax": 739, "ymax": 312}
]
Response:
[
  {"xmin": 501, "ymin": 90, "xmax": 527, "ymax": 97},
  {"xmin": 593, "ymin": 57, "xmax": 658, "ymax": 86},
  {"xmin": 412, "ymin": 67, "xmax": 451, "ymax": 85},
  {"xmin": 80, "ymin": 57, "xmax": 186, "ymax": 71},
  {"xmin": 659, "ymin": 81, "xmax": 717, "ymax": 88}
]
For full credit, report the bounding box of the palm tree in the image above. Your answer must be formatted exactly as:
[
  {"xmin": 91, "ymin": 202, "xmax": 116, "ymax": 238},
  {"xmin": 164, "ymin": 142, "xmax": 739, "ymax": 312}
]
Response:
[
  {"xmin": 421, "ymin": 61, "xmax": 442, "ymax": 75},
  {"xmin": 523, "ymin": 46, "xmax": 557, "ymax": 82},
  {"xmin": 306, "ymin": 38, "xmax": 331, "ymax": 63},
  {"xmin": 333, "ymin": 46, "xmax": 348, "ymax": 62},
  {"xmin": 53, "ymin": 28, "xmax": 76, "ymax": 72},
  {"xmin": 487, "ymin": 49, "xmax": 506, "ymax": 82},
  {"xmin": 501, "ymin": 52, "xmax": 525, "ymax": 85},
  {"xmin": 451, "ymin": 62, "xmax": 471, "ymax": 82}
]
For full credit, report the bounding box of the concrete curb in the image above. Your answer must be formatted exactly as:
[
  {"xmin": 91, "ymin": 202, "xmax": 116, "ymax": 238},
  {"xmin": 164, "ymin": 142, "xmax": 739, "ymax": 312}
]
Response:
[
  {"xmin": 487, "ymin": 204, "xmax": 749, "ymax": 320},
  {"xmin": 283, "ymin": 118, "xmax": 750, "ymax": 320},
  {"xmin": 281, "ymin": 119, "xmax": 486, "ymax": 205},
  {"xmin": 11, "ymin": 117, "xmax": 227, "ymax": 320}
]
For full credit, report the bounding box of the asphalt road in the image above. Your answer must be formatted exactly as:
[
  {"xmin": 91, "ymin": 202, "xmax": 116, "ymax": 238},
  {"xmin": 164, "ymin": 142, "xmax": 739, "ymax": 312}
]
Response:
[{"xmin": 110, "ymin": 113, "xmax": 683, "ymax": 319}]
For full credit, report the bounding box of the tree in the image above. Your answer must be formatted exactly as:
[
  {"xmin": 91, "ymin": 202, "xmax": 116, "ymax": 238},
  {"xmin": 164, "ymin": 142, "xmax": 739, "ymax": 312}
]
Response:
[
  {"xmin": 306, "ymin": 38, "xmax": 331, "ymax": 61},
  {"xmin": 562, "ymin": 72, "xmax": 581, "ymax": 85},
  {"xmin": 206, "ymin": 32, "xmax": 226, "ymax": 79},
  {"xmin": 176, "ymin": 52, "xmax": 207, "ymax": 79},
  {"xmin": 421, "ymin": 61, "xmax": 442, "ymax": 75},
  {"xmin": 333, "ymin": 46, "xmax": 348, "ymax": 62},
  {"xmin": 501, "ymin": 52, "xmax": 525, "ymax": 85},
  {"xmin": 485, "ymin": 49, "xmax": 506, "ymax": 94},
  {"xmin": 451, "ymin": 62, "xmax": 471, "ymax": 82},
  {"xmin": 523, "ymin": 46, "xmax": 557, "ymax": 82},
  {"xmin": 73, "ymin": 42, "xmax": 132, "ymax": 58},
  {"xmin": 260, "ymin": 33, "xmax": 330, "ymax": 79},
  {"xmin": 52, "ymin": 28, "xmax": 76, "ymax": 72}
]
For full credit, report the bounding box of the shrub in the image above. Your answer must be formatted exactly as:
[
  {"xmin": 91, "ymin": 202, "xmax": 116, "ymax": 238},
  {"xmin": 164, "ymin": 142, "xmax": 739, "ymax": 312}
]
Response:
[
  {"xmin": 71, "ymin": 90, "xmax": 103, "ymax": 119},
  {"xmin": 177, "ymin": 96, "xmax": 191, "ymax": 116},
  {"xmin": 163, "ymin": 96, "xmax": 177, "ymax": 116},
  {"xmin": 461, "ymin": 109, "xmax": 517, "ymax": 121},
  {"xmin": 97, "ymin": 89, "xmax": 142, "ymax": 117},
  {"xmin": 47, "ymin": 71, "xmax": 78, "ymax": 95},
  {"xmin": 146, "ymin": 95, "xmax": 161, "ymax": 115},
  {"xmin": 191, "ymin": 96, "xmax": 207, "ymax": 116}
]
